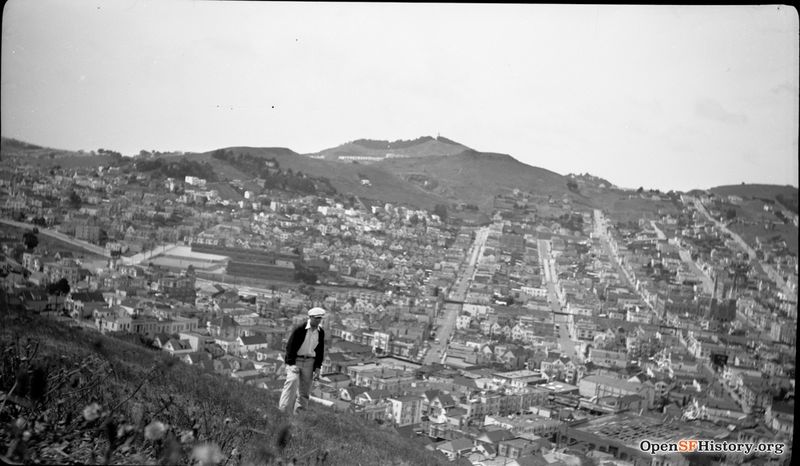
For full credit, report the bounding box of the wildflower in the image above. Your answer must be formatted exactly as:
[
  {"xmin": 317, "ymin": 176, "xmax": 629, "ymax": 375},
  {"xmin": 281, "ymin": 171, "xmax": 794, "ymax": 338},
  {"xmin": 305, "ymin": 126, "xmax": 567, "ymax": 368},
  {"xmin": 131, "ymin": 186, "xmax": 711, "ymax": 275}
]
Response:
[
  {"xmin": 144, "ymin": 420, "xmax": 167, "ymax": 441},
  {"xmin": 191, "ymin": 442, "xmax": 224, "ymax": 466},
  {"xmin": 117, "ymin": 424, "xmax": 135, "ymax": 438},
  {"xmin": 33, "ymin": 420, "xmax": 47, "ymax": 434},
  {"xmin": 180, "ymin": 429, "xmax": 195, "ymax": 444},
  {"xmin": 22, "ymin": 430, "xmax": 31, "ymax": 442},
  {"xmin": 82, "ymin": 403, "xmax": 102, "ymax": 422}
]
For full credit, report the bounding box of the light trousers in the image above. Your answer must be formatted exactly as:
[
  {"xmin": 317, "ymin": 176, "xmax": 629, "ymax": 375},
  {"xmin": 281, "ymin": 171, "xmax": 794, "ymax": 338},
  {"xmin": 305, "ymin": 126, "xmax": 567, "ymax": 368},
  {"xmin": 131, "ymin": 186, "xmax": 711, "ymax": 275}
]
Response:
[{"xmin": 278, "ymin": 357, "xmax": 315, "ymax": 414}]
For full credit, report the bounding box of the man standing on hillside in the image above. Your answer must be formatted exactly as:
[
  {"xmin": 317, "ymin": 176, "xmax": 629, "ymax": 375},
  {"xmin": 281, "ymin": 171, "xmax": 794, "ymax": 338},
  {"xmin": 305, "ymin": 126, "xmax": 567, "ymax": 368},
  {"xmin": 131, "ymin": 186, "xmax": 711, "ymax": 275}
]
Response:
[{"xmin": 279, "ymin": 307, "xmax": 326, "ymax": 415}]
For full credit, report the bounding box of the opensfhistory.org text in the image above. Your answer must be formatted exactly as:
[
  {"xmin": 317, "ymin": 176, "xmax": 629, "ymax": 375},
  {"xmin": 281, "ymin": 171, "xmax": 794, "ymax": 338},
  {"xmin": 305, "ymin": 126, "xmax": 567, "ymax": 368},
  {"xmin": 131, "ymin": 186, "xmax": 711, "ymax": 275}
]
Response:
[{"xmin": 639, "ymin": 439, "xmax": 786, "ymax": 456}]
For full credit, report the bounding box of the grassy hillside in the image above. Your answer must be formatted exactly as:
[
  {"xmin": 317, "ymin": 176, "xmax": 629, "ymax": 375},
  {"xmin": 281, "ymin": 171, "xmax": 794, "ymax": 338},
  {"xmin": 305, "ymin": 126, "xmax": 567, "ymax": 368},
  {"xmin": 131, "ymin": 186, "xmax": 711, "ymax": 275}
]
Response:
[
  {"xmin": 708, "ymin": 184, "xmax": 798, "ymax": 256},
  {"xmin": 306, "ymin": 136, "xmax": 470, "ymax": 160},
  {"xmin": 710, "ymin": 183, "xmax": 798, "ymax": 199},
  {"xmin": 1, "ymin": 137, "xmax": 121, "ymax": 170},
  {"xmin": 188, "ymin": 146, "xmax": 595, "ymax": 212},
  {"xmin": 192, "ymin": 146, "xmax": 450, "ymax": 210},
  {"xmin": 378, "ymin": 150, "xmax": 572, "ymax": 210},
  {"xmin": 0, "ymin": 305, "xmax": 449, "ymax": 465}
]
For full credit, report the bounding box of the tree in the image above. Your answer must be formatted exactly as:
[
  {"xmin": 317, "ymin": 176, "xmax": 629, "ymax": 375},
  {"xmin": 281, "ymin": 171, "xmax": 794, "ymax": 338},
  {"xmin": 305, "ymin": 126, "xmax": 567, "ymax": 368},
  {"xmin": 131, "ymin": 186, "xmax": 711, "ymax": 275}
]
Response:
[
  {"xmin": 433, "ymin": 204, "xmax": 448, "ymax": 221},
  {"xmin": 566, "ymin": 180, "xmax": 579, "ymax": 192},
  {"xmin": 48, "ymin": 278, "xmax": 71, "ymax": 296},
  {"xmin": 48, "ymin": 278, "xmax": 71, "ymax": 314},
  {"xmin": 23, "ymin": 229, "xmax": 39, "ymax": 250},
  {"xmin": 98, "ymin": 229, "xmax": 109, "ymax": 245},
  {"xmin": 68, "ymin": 190, "xmax": 82, "ymax": 209}
]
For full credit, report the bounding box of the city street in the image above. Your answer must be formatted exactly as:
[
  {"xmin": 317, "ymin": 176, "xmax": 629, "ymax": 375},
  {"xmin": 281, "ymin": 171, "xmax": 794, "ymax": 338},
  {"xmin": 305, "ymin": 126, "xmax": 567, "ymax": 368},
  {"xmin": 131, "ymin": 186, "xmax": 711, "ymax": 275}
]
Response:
[
  {"xmin": 537, "ymin": 238, "xmax": 581, "ymax": 361},
  {"xmin": 650, "ymin": 219, "xmax": 715, "ymax": 294},
  {"xmin": 422, "ymin": 226, "xmax": 490, "ymax": 365},
  {"xmin": 691, "ymin": 198, "xmax": 792, "ymax": 296}
]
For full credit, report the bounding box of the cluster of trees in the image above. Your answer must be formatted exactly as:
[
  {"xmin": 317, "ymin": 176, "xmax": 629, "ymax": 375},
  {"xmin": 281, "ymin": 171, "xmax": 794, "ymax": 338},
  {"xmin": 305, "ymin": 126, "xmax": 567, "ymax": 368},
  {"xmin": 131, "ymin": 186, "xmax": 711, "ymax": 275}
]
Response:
[
  {"xmin": 23, "ymin": 229, "xmax": 39, "ymax": 250},
  {"xmin": 134, "ymin": 158, "xmax": 217, "ymax": 182},
  {"xmin": 67, "ymin": 190, "xmax": 82, "ymax": 209},
  {"xmin": 557, "ymin": 212, "xmax": 584, "ymax": 232},
  {"xmin": 96, "ymin": 148, "xmax": 123, "ymax": 158},
  {"xmin": 138, "ymin": 149, "xmax": 179, "ymax": 157},
  {"xmin": 352, "ymin": 136, "xmax": 434, "ymax": 150},
  {"xmin": 636, "ymin": 187, "xmax": 663, "ymax": 194},
  {"xmin": 262, "ymin": 173, "xmax": 323, "ymax": 195},
  {"xmin": 775, "ymin": 193, "xmax": 798, "ymax": 214},
  {"xmin": 566, "ymin": 179, "xmax": 579, "ymax": 193},
  {"xmin": 211, "ymin": 149, "xmax": 264, "ymax": 175},
  {"xmin": 212, "ymin": 149, "xmax": 335, "ymax": 195}
]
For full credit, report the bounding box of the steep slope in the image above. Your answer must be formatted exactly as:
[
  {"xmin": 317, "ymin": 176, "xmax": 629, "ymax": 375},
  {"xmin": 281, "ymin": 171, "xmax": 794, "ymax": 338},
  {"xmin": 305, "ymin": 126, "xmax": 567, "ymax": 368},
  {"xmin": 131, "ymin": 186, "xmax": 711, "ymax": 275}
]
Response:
[
  {"xmin": 0, "ymin": 306, "xmax": 450, "ymax": 465},
  {"xmin": 194, "ymin": 146, "xmax": 450, "ymax": 210},
  {"xmin": 710, "ymin": 184, "xmax": 798, "ymax": 203},
  {"xmin": 377, "ymin": 149, "xmax": 573, "ymax": 210},
  {"xmin": 3, "ymin": 136, "xmax": 615, "ymax": 212}
]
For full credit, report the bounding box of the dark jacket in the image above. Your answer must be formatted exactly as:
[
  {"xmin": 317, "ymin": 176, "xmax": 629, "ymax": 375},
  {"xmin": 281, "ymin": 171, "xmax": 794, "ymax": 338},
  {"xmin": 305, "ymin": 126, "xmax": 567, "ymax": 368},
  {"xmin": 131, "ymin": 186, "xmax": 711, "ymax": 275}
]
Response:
[{"xmin": 284, "ymin": 322, "xmax": 325, "ymax": 370}]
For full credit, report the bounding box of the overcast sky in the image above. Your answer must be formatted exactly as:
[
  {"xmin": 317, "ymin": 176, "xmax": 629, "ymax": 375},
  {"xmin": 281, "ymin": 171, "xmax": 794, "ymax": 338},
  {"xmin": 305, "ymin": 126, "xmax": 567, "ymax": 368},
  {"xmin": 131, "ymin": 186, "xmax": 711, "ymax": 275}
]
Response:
[{"xmin": 2, "ymin": 1, "xmax": 798, "ymax": 191}]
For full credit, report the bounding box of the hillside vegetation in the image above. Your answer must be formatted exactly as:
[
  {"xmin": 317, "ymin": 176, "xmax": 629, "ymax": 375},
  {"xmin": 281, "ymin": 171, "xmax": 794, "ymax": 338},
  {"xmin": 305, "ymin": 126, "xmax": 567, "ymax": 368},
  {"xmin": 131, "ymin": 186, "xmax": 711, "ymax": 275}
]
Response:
[
  {"xmin": 197, "ymin": 146, "xmax": 450, "ymax": 210},
  {"xmin": 307, "ymin": 136, "xmax": 470, "ymax": 160},
  {"xmin": 0, "ymin": 136, "xmax": 580, "ymax": 212},
  {"xmin": 0, "ymin": 305, "xmax": 448, "ymax": 465},
  {"xmin": 378, "ymin": 150, "xmax": 571, "ymax": 211},
  {"xmin": 710, "ymin": 184, "xmax": 798, "ymax": 214}
]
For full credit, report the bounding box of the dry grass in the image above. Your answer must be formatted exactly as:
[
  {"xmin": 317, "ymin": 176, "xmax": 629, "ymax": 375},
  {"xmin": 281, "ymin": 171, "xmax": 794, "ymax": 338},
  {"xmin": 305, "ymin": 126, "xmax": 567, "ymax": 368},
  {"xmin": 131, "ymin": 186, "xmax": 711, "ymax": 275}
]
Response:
[{"xmin": 0, "ymin": 306, "xmax": 447, "ymax": 465}]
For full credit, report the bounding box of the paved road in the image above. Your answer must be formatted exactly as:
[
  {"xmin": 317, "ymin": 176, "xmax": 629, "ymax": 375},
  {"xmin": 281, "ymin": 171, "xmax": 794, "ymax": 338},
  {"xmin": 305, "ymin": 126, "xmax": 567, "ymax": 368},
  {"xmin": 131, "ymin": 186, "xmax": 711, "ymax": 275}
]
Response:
[
  {"xmin": 1, "ymin": 218, "xmax": 109, "ymax": 257},
  {"xmin": 537, "ymin": 238, "xmax": 581, "ymax": 361},
  {"xmin": 650, "ymin": 220, "xmax": 715, "ymax": 294},
  {"xmin": 690, "ymin": 197, "xmax": 792, "ymax": 296},
  {"xmin": 677, "ymin": 248, "xmax": 715, "ymax": 295},
  {"xmin": 650, "ymin": 220, "xmax": 667, "ymax": 240},
  {"xmin": 593, "ymin": 210, "xmax": 649, "ymax": 308},
  {"xmin": 422, "ymin": 226, "xmax": 491, "ymax": 365},
  {"xmin": 423, "ymin": 302, "xmax": 461, "ymax": 365}
]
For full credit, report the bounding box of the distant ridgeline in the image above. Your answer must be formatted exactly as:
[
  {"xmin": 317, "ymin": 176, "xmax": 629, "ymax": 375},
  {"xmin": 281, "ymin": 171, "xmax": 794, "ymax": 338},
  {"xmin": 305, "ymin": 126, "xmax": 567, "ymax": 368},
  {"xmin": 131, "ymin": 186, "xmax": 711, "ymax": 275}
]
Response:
[
  {"xmin": 309, "ymin": 135, "xmax": 470, "ymax": 163},
  {"xmin": 351, "ymin": 136, "xmax": 439, "ymax": 150},
  {"xmin": 135, "ymin": 157, "xmax": 219, "ymax": 182}
]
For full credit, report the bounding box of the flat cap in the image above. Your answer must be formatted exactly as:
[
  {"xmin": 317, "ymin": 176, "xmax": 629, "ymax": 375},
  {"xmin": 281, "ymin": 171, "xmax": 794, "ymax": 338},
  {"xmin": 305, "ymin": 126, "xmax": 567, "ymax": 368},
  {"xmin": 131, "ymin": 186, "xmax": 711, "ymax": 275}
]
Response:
[{"xmin": 308, "ymin": 307, "xmax": 326, "ymax": 317}]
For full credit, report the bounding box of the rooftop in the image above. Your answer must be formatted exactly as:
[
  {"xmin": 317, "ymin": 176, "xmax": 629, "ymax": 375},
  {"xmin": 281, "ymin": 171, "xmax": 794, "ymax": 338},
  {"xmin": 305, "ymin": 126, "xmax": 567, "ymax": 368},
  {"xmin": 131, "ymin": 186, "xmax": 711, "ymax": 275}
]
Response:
[{"xmin": 572, "ymin": 413, "xmax": 729, "ymax": 447}]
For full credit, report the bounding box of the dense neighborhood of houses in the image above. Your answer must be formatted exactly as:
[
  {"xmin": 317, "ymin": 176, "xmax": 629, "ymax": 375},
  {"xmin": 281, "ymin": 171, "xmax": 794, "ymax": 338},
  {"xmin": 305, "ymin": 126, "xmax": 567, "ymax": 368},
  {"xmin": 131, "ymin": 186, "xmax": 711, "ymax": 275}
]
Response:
[{"xmin": 0, "ymin": 154, "xmax": 796, "ymax": 466}]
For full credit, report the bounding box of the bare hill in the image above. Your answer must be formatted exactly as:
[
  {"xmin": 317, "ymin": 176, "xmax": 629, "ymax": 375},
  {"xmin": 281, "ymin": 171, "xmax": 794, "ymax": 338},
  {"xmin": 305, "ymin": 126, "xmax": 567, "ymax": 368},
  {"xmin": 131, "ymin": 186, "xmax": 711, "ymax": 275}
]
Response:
[
  {"xmin": 192, "ymin": 146, "xmax": 450, "ymax": 209},
  {"xmin": 306, "ymin": 135, "xmax": 470, "ymax": 161},
  {"xmin": 1, "ymin": 138, "xmax": 123, "ymax": 169},
  {"xmin": 710, "ymin": 184, "xmax": 798, "ymax": 202},
  {"xmin": 377, "ymin": 149, "xmax": 573, "ymax": 210}
]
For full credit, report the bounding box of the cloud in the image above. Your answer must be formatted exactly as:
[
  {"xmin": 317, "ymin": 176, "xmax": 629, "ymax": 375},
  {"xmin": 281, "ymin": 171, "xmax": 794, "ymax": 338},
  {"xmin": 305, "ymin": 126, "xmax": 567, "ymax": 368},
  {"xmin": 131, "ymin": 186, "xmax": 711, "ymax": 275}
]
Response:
[{"xmin": 694, "ymin": 99, "xmax": 748, "ymax": 124}]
